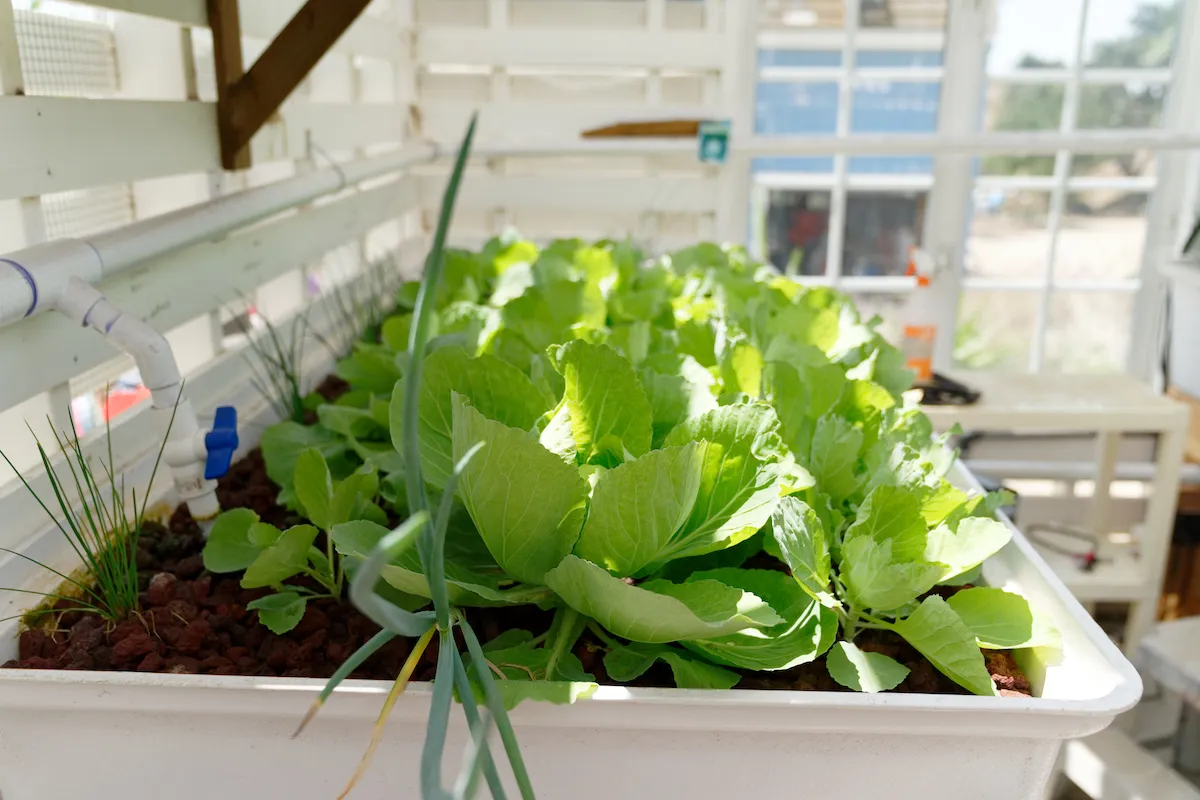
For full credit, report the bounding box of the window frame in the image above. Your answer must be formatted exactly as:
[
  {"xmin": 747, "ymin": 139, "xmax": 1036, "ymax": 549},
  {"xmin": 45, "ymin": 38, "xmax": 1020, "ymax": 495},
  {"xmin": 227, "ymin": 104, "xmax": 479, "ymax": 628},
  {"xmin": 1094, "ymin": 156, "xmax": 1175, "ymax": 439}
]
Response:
[{"xmin": 744, "ymin": 0, "xmax": 1200, "ymax": 376}]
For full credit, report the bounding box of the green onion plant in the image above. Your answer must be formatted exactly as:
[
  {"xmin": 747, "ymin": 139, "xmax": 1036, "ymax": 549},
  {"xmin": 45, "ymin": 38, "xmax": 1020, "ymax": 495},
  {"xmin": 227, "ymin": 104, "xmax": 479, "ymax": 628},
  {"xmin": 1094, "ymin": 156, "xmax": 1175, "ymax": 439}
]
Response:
[
  {"xmin": 297, "ymin": 113, "xmax": 534, "ymax": 799},
  {"xmin": 0, "ymin": 389, "xmax": 179, "ymax": 624}
]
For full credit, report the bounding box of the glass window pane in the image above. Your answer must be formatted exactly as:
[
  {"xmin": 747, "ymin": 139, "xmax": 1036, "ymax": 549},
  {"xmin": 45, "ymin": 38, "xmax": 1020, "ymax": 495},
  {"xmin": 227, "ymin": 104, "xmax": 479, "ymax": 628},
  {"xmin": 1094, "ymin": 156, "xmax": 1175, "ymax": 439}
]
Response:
[
  {"xmin": 851, "ymin": 81, "xmax": 940, "ymax": 133},
  {"xmin": 1043, "ymin": 291, "xmax": 1134, "ymax": 372},
  {"xmin": 756, "ymin": 82, "xmax": 839, "ymax": 135},
  {"xmin": 759, "ymin": 49, "xmax": 842, "ymax": 69},
  {"xmin": 966, "ymin": 190, "xmax": 1052, "ymax": 280},
  {"xmin": 1055, "ymin": 191, "xmax": 1149, "ymax": 282},
  {"xmin": 848, "ymin": 155, "xmax": 934, "ymax": 174},
  {"xmin": 859, "ymin": 0, "xmax": 947, "ymax": 30},
  {"xmin": 765, "ymin": 189, "xmax": 832, "ymax": 276},
  {"xmin": 955, "ymin": 290, "xmax": 1037, "ymax": 372},
  {"xmin": 988, "ymin": 0, "xmax": 1083, "ymax": 71},
  {"xmin": 979, "ymin": 153, "xmax": 1056, "ymax": 176},
  {"xmin": 759, "ymin": 0, "xmax": 843, "ymax": 29},
  {"xmin": 843, "ymin": 192, "xmax": 925, "ymax": 277},
  {"xmin": 1083, "ymin": 0, "xmax": 1180, "ymax": 69},
  {"xmin": 855, "ymin": 50, "xmax": 943, "ymax": 68},
  {"xmin": 1070, "ymin": 151, "xmax": 1155, "ymax": 178},
  {"xmin": 753, "ymin": 157, "xmax": 835, "ymax": 174},
  {"xmin": 985, "ymin": 82, "xmax": 1065, "ymax": 131},
  {"xmin": 1077, "ymin": 82, "xmax": 1166, "ymax": 129}
]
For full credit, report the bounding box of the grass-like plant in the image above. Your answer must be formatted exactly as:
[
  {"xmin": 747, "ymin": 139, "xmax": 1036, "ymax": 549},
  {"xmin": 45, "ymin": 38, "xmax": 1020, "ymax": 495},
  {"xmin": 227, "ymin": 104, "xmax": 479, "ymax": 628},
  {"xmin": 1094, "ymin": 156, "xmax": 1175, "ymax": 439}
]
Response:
[
  {"xmin": 296, "ymin": 113, "xmax": 534, "ymax": 799},
  {"xmin": 325, "ymin": 256, "xmax": 395, "ymax": 350},
  {"xmin": 0, "ymin": 391, "xmax": 179, "ymax": 624},
  {"xmin": 1185, "ymin": 215, "xmax": 1200, "ymax": 257},
  {"xmin": 242, "ymin": 304, "xmax": 316, "ymax": 425}
]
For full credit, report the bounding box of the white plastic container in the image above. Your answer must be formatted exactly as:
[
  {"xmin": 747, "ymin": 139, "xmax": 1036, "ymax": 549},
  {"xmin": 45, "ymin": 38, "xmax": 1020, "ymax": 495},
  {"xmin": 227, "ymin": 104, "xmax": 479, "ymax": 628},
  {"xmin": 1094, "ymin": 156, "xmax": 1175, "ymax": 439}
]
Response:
[
  {"xmin": 0, "ymin": 353, "xmax": 1141, "ymax": 800},
  {"xmin": 0, "ymin": 463, "xmax": 1141, "ymax": 800},
  {"xmin": 1162, "ymin": 253, "xmax": 1200, "ymax": 397}
]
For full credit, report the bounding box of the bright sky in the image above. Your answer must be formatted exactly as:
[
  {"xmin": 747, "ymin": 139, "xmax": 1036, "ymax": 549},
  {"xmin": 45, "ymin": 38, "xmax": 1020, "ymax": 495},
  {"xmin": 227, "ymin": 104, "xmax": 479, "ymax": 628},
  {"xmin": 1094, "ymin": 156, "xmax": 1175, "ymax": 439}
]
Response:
[{"xmin": 988, "ymin": 0, "xmax": 1175, "ymax": 71}]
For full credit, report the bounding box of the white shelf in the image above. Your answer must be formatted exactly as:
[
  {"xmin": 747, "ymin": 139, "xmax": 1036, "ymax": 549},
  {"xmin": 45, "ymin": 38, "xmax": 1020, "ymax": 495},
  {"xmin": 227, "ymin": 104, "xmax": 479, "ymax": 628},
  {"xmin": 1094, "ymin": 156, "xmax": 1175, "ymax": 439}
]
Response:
[
  {"xmin": 924, "ymin": 372, "xmax": 1187, "ymax": 434},
  {"xmin": 1037, "ymin": 546, "xmax": 1149, "ymax": 603}
]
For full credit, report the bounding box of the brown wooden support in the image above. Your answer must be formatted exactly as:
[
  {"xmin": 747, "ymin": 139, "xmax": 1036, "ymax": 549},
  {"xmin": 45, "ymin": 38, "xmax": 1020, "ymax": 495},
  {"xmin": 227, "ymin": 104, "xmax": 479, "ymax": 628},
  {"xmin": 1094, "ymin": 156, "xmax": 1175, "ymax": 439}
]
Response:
[{"xmin": 205, "ymin": 0, "xmax": 374, "ymax": 170}]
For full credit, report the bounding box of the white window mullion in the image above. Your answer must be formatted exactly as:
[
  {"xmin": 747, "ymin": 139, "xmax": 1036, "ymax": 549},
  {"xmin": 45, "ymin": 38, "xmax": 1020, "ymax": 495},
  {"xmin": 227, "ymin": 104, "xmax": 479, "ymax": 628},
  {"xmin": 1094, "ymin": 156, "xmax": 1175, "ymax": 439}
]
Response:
[
  {"xmin": 826, "ymin": 0, "xmax": 858, "ymax": 283},
  {"xmin": 716, "ymin": 0, "xmax": 756, "ymax": 245},
  {"xmin": 924, "ymin": 0, "xmax": 989, "ymax": 371},
  {"xmin": 1030, "ymin": 0, "xmax": 1090, "ymax": 372}
]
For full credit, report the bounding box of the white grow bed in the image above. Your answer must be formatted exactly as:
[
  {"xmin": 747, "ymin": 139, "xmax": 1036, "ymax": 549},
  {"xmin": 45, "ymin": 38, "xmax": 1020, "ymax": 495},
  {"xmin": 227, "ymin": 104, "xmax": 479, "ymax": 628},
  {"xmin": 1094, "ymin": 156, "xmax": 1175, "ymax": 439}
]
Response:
[{"xmin": 0, "ymin": 351, "xmax": 1141, "ymax": 800}]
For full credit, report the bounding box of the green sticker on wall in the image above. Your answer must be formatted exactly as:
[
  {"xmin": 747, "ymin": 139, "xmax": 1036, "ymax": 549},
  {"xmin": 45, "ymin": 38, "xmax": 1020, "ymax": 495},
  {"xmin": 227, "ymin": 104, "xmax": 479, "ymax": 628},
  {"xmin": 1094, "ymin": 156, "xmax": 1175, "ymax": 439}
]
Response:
[{"xmin": 698, "ymin": 120, "xmax": 731, "ymax": 164}]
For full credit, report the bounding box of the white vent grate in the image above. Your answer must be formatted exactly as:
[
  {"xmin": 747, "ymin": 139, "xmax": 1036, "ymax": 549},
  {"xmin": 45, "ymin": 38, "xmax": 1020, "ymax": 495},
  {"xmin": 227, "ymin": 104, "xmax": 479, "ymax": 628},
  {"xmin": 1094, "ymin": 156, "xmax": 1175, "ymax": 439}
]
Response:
[
  {"xmin": 40, "ymin": 183, "xmax": 136, "ymax": 240},
  {"xmin": 14, "ymin": 9, "xmax": 118, "ymax": 97}
]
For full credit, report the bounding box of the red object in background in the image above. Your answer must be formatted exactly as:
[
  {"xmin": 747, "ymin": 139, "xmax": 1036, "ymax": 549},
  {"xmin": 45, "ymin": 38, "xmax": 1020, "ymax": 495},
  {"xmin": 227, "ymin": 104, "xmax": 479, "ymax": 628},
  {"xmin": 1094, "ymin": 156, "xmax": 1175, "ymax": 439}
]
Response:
[
  {"xmin": 788, "ymin": 210, "xmax": 827, "ymax": 247},
  {"xmin": 103, "ymin": 385, "xmax": 151, "ymax": 421}
]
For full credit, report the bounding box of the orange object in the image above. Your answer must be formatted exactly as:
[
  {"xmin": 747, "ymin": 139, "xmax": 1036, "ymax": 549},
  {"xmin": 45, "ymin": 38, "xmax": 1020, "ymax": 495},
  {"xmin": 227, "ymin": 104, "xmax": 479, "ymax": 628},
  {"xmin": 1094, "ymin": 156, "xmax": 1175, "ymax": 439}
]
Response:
[
  {"xmin": 103, "ymin": 385, "xmax": 151, "ymax": 421},
  {"xmin": 901, "ymin": 247, "xmax": 937, "ymax": 382}
]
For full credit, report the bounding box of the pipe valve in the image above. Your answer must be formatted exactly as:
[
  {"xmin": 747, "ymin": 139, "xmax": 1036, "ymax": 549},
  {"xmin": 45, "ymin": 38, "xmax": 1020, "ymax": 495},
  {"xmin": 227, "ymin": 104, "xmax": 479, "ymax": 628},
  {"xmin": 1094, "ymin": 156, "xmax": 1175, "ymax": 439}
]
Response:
[{"xmin": 203, "ymin": 406, "xmax": 239, "ymax": 480}]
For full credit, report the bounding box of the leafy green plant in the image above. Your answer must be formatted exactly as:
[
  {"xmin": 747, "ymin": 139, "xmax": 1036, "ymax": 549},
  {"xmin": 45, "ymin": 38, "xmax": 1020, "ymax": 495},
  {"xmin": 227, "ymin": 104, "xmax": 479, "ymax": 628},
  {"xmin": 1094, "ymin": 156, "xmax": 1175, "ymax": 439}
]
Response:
[
  {"xmin": 0, "ymin": 392, "xmax": 178, "ymax": 623},
  {"xmin": 201, "ymin": 448, "xmax": 386, "ymax": 634},
  {"xmin": 233, "ymin": 181, "xmax": 1054, "ymax": 794}
]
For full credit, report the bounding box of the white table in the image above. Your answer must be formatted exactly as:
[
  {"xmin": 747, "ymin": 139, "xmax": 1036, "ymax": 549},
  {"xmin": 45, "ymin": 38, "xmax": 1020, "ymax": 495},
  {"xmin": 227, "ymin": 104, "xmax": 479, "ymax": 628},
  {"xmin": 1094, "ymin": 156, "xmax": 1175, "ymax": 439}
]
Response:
[{"xmin": 924, "ymin": 371, "xmax": 1189, "ymax": 655}]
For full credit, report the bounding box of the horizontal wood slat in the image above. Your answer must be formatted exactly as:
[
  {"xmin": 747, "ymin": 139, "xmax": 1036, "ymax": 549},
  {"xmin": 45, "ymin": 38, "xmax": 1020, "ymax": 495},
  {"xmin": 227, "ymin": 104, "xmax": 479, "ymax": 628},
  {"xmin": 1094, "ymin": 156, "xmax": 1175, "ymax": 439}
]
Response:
[
  {"xmin": 0, "ymin": 97, "xmax": 410, "ymax": 198},
  {"xmin": 417, "ymin": 29, "xmax": 726, "ymax": 69},
  {"xmin": 419, "ymin": 102, "xmax": 715, "ymax": 143},
  {"xmin": 423, "ymin": 173, "xmax": 720, "ymax": 214},
  {"xmin": 79, "ymin": 0, "xmax": 410, "ymax": 61}
]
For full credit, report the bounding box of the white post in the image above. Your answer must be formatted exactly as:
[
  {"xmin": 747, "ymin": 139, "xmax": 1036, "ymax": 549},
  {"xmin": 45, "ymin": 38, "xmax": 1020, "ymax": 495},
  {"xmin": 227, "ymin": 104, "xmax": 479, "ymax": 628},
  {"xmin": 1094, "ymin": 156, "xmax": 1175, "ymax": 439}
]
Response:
[
  {"xmin": 926, "ymin": 0, "xmax": 990, "ymax": 371},
  {"xmin": 716, "ymin": 0, "xmax": 756, "ymax": 245}
]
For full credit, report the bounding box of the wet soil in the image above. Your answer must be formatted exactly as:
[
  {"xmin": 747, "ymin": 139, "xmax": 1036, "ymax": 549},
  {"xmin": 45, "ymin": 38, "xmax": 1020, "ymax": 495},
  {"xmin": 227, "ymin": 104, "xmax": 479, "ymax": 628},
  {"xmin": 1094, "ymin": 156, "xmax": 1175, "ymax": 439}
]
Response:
[{"xmin": 1, "ymin": 372, "xmax": 1032, "ymax": 695}]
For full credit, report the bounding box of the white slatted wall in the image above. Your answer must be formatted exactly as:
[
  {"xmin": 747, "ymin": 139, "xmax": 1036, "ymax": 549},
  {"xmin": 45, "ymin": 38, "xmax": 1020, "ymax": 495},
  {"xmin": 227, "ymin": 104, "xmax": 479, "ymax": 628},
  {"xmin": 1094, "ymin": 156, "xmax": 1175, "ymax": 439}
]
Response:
[
  {"xmin": 0, "ymin": 0, "xmax": 743, "ymax": 505},
  {"xmin": 412, "ymin": 0, "xmax": 738, "ymax": 249}
]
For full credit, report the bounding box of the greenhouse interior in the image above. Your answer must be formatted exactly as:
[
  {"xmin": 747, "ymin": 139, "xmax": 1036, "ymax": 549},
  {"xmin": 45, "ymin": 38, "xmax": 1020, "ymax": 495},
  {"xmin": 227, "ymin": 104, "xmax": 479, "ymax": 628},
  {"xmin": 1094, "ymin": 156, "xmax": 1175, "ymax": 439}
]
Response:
[{"xmin": 3, "ymin": 0, "xmax": 1200, "ymax": 798}]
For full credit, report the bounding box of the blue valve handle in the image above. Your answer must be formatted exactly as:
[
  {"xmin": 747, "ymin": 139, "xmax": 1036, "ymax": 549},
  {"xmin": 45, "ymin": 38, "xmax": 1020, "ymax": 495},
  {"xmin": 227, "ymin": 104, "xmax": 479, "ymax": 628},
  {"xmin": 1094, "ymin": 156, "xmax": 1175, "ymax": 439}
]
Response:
[{"xmin": 203, "ymin": 405, "xmax": 239, "ymax": 480}]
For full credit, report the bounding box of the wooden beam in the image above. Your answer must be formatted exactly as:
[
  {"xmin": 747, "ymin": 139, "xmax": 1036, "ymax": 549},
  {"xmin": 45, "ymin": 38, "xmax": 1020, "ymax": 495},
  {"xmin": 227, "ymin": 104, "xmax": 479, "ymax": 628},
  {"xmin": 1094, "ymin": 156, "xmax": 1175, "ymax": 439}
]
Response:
[
  {"xmin": 206, "ymin": 0, "xmax": 374, "ymax": 170},
  {"xmin": 582, "ymin": 119, "xmax": 705, "ymax": 138},
  {"xmin": 206, "ymin": 0, "xmax": 249, "ymax": 170}
]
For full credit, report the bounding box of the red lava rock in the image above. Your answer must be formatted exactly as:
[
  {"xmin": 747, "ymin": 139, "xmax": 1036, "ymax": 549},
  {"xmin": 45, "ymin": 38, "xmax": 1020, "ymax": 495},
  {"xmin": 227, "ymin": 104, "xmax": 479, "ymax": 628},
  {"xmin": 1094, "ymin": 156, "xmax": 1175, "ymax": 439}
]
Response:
[
  {"xmin": 109, "ymin": 619, "xmax": 144, "ymax": 644},
  {"xmin": 146, "ymin": 572, "xmax": 180, "ymax": 605},
  {"xmin": 292, "ymin": 605, "xmax": 329, "ymax": 639},
  {"xmin": 224, "ymin": 646, "xmax": 251, "ymax": 662},
  {"xmin": 174, "ymin": 554, "xmax": 204, "ymax": 579},
  {"xmin": 138, "ymin": 652, "xmax": 166, "ymax": 672},
  {"xmin": 23, "ymin": 656, "xmax": 61, "ymax": 669},
  {"xmin": 18, "ymin": 629, "xmax": 56, "ymax": 660},
  {"xmin": 199, "ymin": 655, "xmax": 233, "ymax": 672},
  {"xmin": 68, "ymin": 617, "xmax": 105, "ymax": 649},
  {"xmin": 112, "ymin": 631, "xmax": 156, "ymax": 664},
  {"xmin": 164, "ymin": 599, "xmax": 199, "ymax": 623},
  {"xmin": 263, "ymin": 638, "xmax": 301, "ymax": 671},
  {"xmin": 176, "ymin": 619, "xmax": 212, "ymax": 655},
  {"xmin": 192, "ymin": 576, "xmax": 212, "ymax": 603}
]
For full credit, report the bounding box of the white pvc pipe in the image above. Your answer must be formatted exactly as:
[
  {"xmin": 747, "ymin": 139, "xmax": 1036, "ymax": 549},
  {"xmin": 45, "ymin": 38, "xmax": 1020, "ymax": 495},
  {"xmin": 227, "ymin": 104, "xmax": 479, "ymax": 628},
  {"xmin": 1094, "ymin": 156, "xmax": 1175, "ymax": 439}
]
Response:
[
  {"xmin": 0, "ymin": 141, "xmax": 438, "ymax": 328},
  {"xmin": 55, "ymin": 278, "xmax": 219, "ymax": 520}
]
